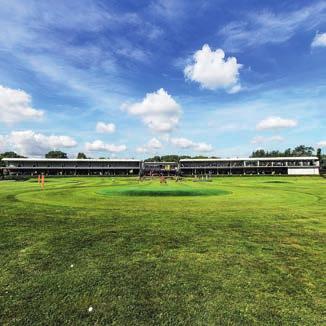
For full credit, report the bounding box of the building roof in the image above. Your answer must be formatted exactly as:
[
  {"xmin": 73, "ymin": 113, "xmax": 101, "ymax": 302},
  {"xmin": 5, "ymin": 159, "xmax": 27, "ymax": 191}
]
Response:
[
  {"xmin": 144, "ymin": 161, "xmax": 178, "ymax": 164},
  {"xmin": 2, "ymin": 158, "xmax": 140, "ymax": 162},
  {"xmin": 180, "ymin": 157, "xmax": 318, "ymax": 162},
  {"xmin": 1, "ymin": 156, "xmax": 318, "ymax": 163}
]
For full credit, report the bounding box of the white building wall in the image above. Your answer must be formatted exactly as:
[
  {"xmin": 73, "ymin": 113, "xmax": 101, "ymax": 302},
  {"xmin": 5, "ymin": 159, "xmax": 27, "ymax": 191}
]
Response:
[{"xmin": 288, "ymin": 168, "xmax": 319, "ymax": 175}]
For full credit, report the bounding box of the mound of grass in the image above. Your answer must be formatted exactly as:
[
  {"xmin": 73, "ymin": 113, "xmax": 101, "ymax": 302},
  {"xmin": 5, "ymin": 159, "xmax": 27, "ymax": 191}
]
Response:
[
  {"xmin": 98, "ymin": 187, "xmax": 229, "ymax": 197},
  {"xmin": 264, "ymin": 180, "xmax": 291, "ymax": 184}
]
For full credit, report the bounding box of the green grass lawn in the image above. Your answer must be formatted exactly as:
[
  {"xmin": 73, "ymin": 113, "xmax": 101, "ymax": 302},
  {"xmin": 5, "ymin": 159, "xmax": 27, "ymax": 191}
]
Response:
[{"xmin": 0, "ymin": 176, "xmax": 325, "ymax": 325}]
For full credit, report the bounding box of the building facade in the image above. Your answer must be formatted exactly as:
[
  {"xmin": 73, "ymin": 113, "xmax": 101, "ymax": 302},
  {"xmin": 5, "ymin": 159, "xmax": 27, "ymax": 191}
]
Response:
[
  {"xmin": 1, "ymin": 158, "xmax": 141, "ymax": 176},
  {"xmin": 142, "ymin": 161, "xmax": 178, "ymax": 176},
  {"xmin": 179, "ymin": 157, "xmax": 319, "ymax": 176},
  {"xmin": 1, "ymin": 156, "xmax": 320, "ymax": 176}
]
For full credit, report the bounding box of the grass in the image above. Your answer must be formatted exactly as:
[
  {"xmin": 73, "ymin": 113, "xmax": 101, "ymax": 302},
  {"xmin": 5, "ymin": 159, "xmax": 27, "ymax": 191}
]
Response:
[{"xmin": 0, "ymin": 176, "xmax": 325, "ymax": 325}]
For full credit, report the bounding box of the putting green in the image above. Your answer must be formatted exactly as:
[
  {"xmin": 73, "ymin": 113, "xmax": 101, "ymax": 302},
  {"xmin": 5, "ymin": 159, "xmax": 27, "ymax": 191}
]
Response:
[{"xmin": 98, "ymin": 186, "xmax": 230, "ymax": 197}]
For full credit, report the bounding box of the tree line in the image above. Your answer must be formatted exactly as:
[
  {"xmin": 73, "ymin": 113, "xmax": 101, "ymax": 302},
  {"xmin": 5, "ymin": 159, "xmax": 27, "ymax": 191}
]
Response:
[
  {"xmin": 250, "ymin": 145, "xmax": 315, "ymax": 158},
  {"xmin": 144, "ymin": 155, "xmax": 219, "ymax": 162},
  {"xmin": 250, "ymin": 145, "xmax": 325, "ymax": 167}
]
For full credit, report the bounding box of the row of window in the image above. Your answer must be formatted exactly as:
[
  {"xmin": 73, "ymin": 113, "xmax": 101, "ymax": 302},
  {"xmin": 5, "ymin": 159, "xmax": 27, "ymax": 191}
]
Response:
[
  {"xmin": 180, "ymin": 161, "xmax": 317, "ymax": 168},
  {"xmin": 11, "ymin": 163, "xmax": 140, "ymax": 168},
  {"xmin": 8, "ymin": 160, "xmax": 318, "ymax": 169}
]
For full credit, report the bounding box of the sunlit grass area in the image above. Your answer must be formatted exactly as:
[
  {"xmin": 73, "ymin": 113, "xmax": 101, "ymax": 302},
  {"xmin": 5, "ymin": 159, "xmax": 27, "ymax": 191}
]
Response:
[{"xmin": 0, "ymin": 176, "xmax": 325, "ymax": 325}]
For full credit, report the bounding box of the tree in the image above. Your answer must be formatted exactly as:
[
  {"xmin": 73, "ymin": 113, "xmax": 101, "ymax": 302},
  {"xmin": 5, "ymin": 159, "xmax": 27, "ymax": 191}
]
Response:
[
  {"xmin": 317, "ymin": 148, "xmax": 322, "ymax": 161},
  {"xmin": 77, "ymin": 152, "xmax": 87, "ymax": 159},
  {"xmin": 144, "ymin": 155, "xmax": 219, "ymax": 162},
  {"xmin": 250, "ymin": 149, "xmax": 266, "ymax": 158},
  {"xmin": 292, "ymin": 145, "xmax": 314, "ymax": 157},
  {"xmin": 145, "ymin": 155, "xmax": 161, "ymax": 162},
  {"xmin": 160, "ymin": 155, "xmax": 179, "ymax": 162},
  {"xmin": 45, "ymin": 151, "xmax": 68, "ymax": 159},
  {"xmin": 284, "ymin": 148, "xmax": 292, "ymax": 156}
]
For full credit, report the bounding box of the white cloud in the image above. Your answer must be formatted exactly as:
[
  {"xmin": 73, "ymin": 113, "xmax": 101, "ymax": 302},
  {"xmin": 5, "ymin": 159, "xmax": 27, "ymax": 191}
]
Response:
[
  {"xmin": 317, "ymin": 140, "xmax": 326, "ymax": 147},
  {"xmin": 228, "ymin": 84, "xmax": 242, "ymax": 94},
  {"xmin": 123, "ymin": 88, "xmax": 182, "ymax": 132},
  {"xmin": 0, "ymin": 85, "xmax": 44, "ymax": 124},
  {"xmin": 0, "ymin": 2, "xmax": 162, "ymax": 115},
  {"xmin": 193, "ymin": 142, "xmax": 213, "ymax": 152},
  {"xmin": 251, "ymin": 135, "xmax": 284, "ymax": 144},
  {"xmin": 96, "ymin": 122, "xmax": 116, "ymax": 133},
  {"xmin": 6, "ymin": 130, "xmax": 77, "ymax": 156},
  {"xmin": 116, "ymin": 45, "xmax": 149, "ymax": 62},
  {"xmin": 311, "ymin": 32, "xmax": 326, "ymax": 47},
  {"xmin": 256, "ymin": 116, "xmax": 298, "ymax": 130},
  {"xmin": 184, "ymin": 44, "xmax": 242, "ymax": 92},
  {"xmin": 0, "ymin": 1, "xmax": 161, "ymax": 47},
  {"xmin": 149, "ymin": 0, "xmax": 185, "ymax": 20},
  {"xmin": 170, "ymin": 137, "xmax": 213, "ymax": 152},
  {"xmin": 170, "ymin": 137, "xmax": 194, "ymax": 149},
  {"xmin": 147, "ymin": 137, "xmax": 163, "ymax": 150},
  {"xmin": 136, "ymin": 137, "xmax": 163, "ymax": 154},
  {"xmin": 149, "ymin": 0, "xmax": 208, "ymax": 22},
  {"xmin": 220, "ymin": 2, "xmax": 326, "ymax": 51},
  {"xmin": 85, "ymin": 140, "xmax": 126, "ymax": 153}
]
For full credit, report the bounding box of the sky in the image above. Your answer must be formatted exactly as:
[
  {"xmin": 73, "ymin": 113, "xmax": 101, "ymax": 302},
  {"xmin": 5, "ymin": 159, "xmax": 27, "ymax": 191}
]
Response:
[{"xmin": 0, "ymin": 0, "xmax": 325, "ymax": 158}]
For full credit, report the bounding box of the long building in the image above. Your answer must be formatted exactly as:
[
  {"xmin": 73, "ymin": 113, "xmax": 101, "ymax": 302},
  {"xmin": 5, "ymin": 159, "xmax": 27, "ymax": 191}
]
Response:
[
  {"xmin": 1, "ymin": 156, "xmax": 320, "ymax": 176},
  {"xmin": 179, "ymin": 157, "xmax": 319, "ymax": 175},
  {"xmin": 1, "ymin": 158, "xmax": 141, "ymax": 176}
]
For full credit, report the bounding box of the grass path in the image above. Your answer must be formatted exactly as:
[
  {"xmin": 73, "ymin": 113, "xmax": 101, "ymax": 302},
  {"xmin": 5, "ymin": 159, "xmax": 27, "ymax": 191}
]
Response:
[{"xmin": 0, "ymin": 176, "xmax": 325, "ymax": 325}]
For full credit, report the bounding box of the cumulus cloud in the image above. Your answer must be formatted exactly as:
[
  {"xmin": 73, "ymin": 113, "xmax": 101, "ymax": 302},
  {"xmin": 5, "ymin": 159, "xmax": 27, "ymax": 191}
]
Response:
[
  {"xmin": 123, "ymin": 88, "xmax": 182, "ymax": 132},
  {"xmin": 317, "ymin": 140, "xmax": 326, "ymax": 147},
  {"xmin": 311, "ymin": 32, "xmax": 326, "ymax": 47},
  {"xmin": 5, "ymin": 130, "xmax": 77, "ymax": 156},
  {"xmin": 85, "ymin": 140, "xmax": 126, "ymax": 153},
  {"xmin": 184, "ymin": 44, "xmax": 242, "ymax": 92},
  {"xmin": 256, "ymin": 116, "xmax": 298, "ymax": 130},
  {"xmin": 96, "ymin": 122, "xmax": 116, "ymax": 133},
  {"xmin": 0, "ymin": 85, "xmax": 44, "ymax": 124},
  {"xmin": 170, "ymin": 137, "xmax": 213, "ymax": 152},
  {"xmin": 251, "ymin": 135, "xmax": 284, "ymax": 144},
  {"xmin": 136, "ymin": 137, "xmax": 163, "ymax": 153}
]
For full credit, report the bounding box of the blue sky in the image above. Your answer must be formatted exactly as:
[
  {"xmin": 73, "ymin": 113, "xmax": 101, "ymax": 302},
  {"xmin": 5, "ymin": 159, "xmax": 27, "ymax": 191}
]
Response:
[{"xmin": 0, "ymin": 0, "xmax": 325, "ymax": 158}]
